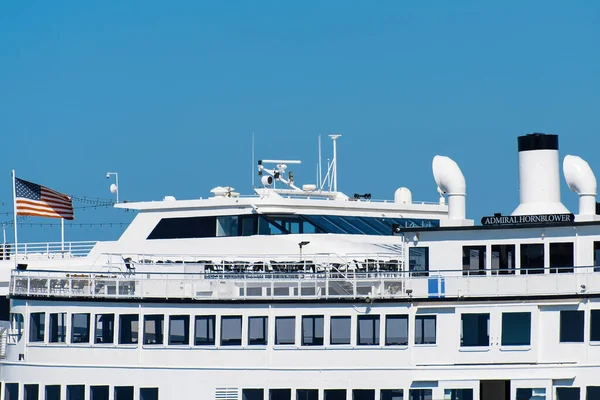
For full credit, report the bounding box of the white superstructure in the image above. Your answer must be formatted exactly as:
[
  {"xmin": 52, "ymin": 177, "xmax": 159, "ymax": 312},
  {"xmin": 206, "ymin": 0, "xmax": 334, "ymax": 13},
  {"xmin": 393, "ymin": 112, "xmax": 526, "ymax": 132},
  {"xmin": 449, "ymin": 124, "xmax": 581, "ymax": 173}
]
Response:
[{"xmin": 1, "ymin": 133, "xmax": 599, "ymax": 400}]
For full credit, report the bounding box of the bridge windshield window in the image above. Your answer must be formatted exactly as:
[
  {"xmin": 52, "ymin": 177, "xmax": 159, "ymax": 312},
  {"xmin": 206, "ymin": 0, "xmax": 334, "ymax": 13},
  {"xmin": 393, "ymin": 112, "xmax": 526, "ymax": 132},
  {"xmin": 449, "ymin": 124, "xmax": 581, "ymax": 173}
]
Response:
[
  {"xmin": 169, "ymin": 315, "xmax": 190, "ymax": 345},
  {"xmin": 492, "ymin": 245, "xmax": 515, "ymax": 275},
  {"xmin": 248, "ymin": 316, "xmax": 268, "ymax": 346},
  {"xmin": 330, "ymin": 316, "xmax": 351, "ymax": 345},
  {"xmin": 221, "ymin": 316, "xmax": 242, "ymax": 346},
  {"xmin": 386, "ymin": 315, "xmax": 408, "ymax": 346},
  {"xmin": 520, "ymin": 243, "xmax": 544, "ymax": 274},
  {"xmin": 216, "ymin": 216, "xmax": 238, "ymax": 236},
  {"xmin": 550, "ymin": 242, "xmax": 574, "ymax": 273},
  {"xmin": 147, "ymin": 216, "xmax": 217, "ymax": 239}
]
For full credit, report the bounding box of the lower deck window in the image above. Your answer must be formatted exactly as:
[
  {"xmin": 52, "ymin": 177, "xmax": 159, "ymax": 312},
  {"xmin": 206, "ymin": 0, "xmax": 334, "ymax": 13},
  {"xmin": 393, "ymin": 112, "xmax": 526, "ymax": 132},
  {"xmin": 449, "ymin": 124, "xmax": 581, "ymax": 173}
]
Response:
[
  {"xmin": 114, "ymin": 386, "xmax": 134, "ymax": 400},
  {"xmin": 45, "ymin": 385, "xmax": 61, "ymax": 400},
  {"xmin": 556, "ymin": 387, "xmax": 579, "ymax": 400},
  {"xmin": 461, "ymin": 313, "xmax": 489, "ymax": 347},
  {"xmin": 408, "ymin": 389, "xmax": 432, "ymax": 400},
  {"xmin": 29, "ymin": 312, "xmax": 45, "ymax": 342},
  {"xmin": 91, "ymin": 385, "xmax": 109, "ymax": 400},
  {"xmin": 587, "ymin": 387, "xmax": 600, "ymax": 400},
  {"xmin": 71, "ymin": 313, "xmax": 90, "ymax": 343},
  {"xmin": 5, "ymin": 383, "xmax": 18, "ymax": 400},
  {"xmin": 95, "ymin": 314, "xmax": 115, "ymax": 344},
  {"xmin": 592, "ymin": 310, "xmax": 600, "ymax": 341},
  {"xmin": 380, "ymin": 389, "xmax": 404, "ymax": 400},
  {"xmin": 296, "ymin": 389, "xmax": 318, "ymax": 400},
  {"xmin": 140, "ymin": 388, "xmax": 159, "ymax": 400},
  {"xmin": 516, "ymin": 388, "xmax": 546, "ymax": 400},
  {"xmin": 66, "ymin": 385, "xmax": 85, "ymax": 400},
  {"xmin": 242, "ymin": 389, "xmax": 264, "ymax": 400},
  {"xmin": 324, "ymin": 390, "xmax": 346, "ymax": 400},
  {"xmin": 444, "ymin": 389, "xmax": 473, "ymax": 400},
  {"xmin": 24, "ymin": 384, "xmax": 39, "ymax": 400},
  {"xmin": 270, "ymin": 389, "xmax": 291, "ymax": 400},
  {"xmin": 353, "ymin": 389, "xmax": 375, "ymax": 400},
  {"xmin": 119, "ymin": 314, "xmax": 139, "ymax": 344}
]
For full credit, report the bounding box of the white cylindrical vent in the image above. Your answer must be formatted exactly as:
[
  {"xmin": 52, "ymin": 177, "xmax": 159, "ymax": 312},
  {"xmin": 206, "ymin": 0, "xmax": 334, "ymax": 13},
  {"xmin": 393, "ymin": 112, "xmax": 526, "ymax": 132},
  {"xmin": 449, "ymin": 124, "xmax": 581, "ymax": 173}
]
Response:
[
  {"xmin": 512, "ymin": 133, "xmax": 570, "ymax": 216},
  {"xmin": 564, "ymin": 155, "xmax": 597, "ymax": 216},
  {"xmin": 432, "ymin": 155, "xmax": 466, "ymax": 220}
]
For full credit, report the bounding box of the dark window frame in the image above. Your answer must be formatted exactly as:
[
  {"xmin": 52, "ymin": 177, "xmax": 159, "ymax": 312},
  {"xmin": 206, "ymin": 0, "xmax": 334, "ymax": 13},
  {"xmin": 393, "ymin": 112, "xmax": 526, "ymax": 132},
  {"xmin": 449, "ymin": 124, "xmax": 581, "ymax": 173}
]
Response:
[
  {"xmin": 501, "ymin": 312, "xmax": 531, "ymax": 346},
  {"xmin": 549, "ymin": 242, "xmax": 574, "ymax": 274},
  {"xmin": 357, "ymin": 315, "xmax": 380, "ymax": 346},
  {"xmin": 520, "ymin": 243, "xmax": 545, "ymax": 274},
  {"xmin": 560, "ymin": 310, "xmax": 584, "ymax": 343},
  {"xmin": 275, "ymin": 316, "xmax": 296, "ymax": 345},
  {"xmin": 461, "ymin": 313, "xmax": 490, "ymax": 347},
  {"xmin": 302, "ymin": 315, "xmax": 324, "ymax": 346},
  {"xmin": 194, "ymin": 315, "xmax": 216, "ymax": 346},
  {"xmin": 29, "ymin": 312, "xmax": 45, "ymax": 343},
  {"xmin": 71, "ymin": 313, "xmax": 91, "ymax": 344},
  {"xmin": 95, "ymin": 313, "xmax": 115, "ymax": 344},
  {"xmin": 248, "ymin": 316, "xmax": 268, "ymax": 346},
  {"xmin": 143, "ymin": 314, "xmax": 164, "ymax": 345},
  {"xmin": 221, "ymin": 315, "xmax": 242, "ymax": 346},
  {"xmin": 415, "ymin": 315, "xmax": 436, "ymax": 345},
  {"xmin": 385, "ymin": 314, "xmax": 408, "ymax": 346},
  {"xmin": 462, "ymin": 245, "xmax": 486, "ymax": 276},
  {"xmin": 330, "ymin": 316, "xmax": 351, "ymax": 345},
  {"xmin": 118, "ymin": 314, "xmax": 139, "ymax": 345},
  {"xmin": 168, "ymin": 315, "xmax": 190, "ymax": 345}
]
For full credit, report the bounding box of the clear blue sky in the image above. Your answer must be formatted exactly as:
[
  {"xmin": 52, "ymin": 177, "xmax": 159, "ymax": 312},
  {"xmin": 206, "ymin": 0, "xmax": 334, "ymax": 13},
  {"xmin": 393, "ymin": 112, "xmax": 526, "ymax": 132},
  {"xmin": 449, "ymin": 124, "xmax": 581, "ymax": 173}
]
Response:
[{"xmin": 1, "ymin": 1, "xmax": 599, "ymax": 242}]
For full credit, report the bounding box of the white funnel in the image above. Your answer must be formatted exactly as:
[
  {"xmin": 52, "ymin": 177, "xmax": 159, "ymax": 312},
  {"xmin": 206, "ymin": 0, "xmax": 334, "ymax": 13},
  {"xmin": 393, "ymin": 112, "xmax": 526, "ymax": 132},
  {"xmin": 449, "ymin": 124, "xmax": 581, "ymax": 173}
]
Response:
[
  {"xmin": 564, "ymin": 155, "xmax": 597, "ymax": 217},
  {"xmin": 433, "ymin": 155, "xmax": 466, "ymax": 220},
  {"xmin": 512, "ymin": 133, "xmax": 570, "ymax": 216}
]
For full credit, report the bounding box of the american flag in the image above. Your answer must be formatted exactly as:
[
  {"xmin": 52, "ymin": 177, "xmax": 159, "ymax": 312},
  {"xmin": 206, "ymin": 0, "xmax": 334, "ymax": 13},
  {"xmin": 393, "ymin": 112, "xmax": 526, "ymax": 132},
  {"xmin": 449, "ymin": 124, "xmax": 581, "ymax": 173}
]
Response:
[{"xmin": 15, "ymin": 177, "xmax": 74, "ymax": 220}]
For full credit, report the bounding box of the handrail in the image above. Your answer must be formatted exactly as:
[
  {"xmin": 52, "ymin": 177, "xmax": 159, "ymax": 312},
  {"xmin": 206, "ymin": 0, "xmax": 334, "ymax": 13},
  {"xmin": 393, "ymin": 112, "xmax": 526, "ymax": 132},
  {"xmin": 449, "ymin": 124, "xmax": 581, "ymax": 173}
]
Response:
[
  {"xmin": 9, "ymin": 264, "xmax": 600, "ymax": 302},
  {"xmin": 0, "ymin": 241, "xmax": 97, "ymax": 260}
]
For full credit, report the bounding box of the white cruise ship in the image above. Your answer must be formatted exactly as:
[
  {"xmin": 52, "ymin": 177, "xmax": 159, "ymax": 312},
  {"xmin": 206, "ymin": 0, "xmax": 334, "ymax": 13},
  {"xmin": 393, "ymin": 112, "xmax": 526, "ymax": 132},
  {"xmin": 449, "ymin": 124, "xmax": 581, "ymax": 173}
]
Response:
[{"xmin": 0, "ymin": 133, "xmax": 598, "ymax": 400}]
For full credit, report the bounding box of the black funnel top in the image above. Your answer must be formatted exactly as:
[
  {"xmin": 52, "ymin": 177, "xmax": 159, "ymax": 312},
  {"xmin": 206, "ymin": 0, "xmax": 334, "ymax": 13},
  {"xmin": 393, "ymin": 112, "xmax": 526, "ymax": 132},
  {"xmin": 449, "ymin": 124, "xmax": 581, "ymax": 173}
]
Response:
[{"xmin": 518, "ymin": 133, "xmax": 558, "ymax": 152}]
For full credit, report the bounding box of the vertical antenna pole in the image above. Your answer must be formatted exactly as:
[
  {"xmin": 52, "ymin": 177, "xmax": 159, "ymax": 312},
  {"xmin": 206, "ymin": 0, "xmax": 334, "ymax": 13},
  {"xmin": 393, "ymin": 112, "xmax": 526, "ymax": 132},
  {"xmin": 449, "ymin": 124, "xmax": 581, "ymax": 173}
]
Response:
[
  {"xmin": 318, "ymin": 135, "xmax": 322, "ymax": 189},
  {"xmin": 329, "ymin": 134, "xmax": 341, "ymax": 192},
  {"xmin": 252, "ymin": 132, "xmax": 255, "ymax": 189}
]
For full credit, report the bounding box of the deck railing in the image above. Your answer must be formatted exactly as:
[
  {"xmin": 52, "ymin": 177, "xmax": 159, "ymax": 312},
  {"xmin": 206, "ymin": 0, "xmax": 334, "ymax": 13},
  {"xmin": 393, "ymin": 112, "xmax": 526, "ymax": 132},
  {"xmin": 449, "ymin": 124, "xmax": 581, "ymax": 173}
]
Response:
[
  {"xmin": 8, "ymin": 265, "xmax": 600, "ymax": 301},
  {"xmin": 0, "ymin": 241, "xmax": 97, "ymax": 260}
]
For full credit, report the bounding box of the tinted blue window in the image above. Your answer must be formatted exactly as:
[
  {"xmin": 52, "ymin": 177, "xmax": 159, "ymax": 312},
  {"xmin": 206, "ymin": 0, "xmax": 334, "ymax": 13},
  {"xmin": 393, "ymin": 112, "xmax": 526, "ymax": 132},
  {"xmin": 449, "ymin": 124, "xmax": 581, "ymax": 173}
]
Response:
[{"xmin": 303, "ymin": 215, "xmax": 347, "ymax": 234}]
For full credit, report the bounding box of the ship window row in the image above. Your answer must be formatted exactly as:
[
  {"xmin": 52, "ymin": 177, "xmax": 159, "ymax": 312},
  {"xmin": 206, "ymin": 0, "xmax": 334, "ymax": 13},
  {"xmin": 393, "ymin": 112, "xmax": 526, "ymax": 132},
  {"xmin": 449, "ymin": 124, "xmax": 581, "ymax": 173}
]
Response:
[
  {"xmin": 242, "ymin": 388, "xmax": 466, "ymax": 400},
  {"xmin": 24, "ymin": 311, "xmax": 436, "ymax": 347},
  {"xmin": 410, "ymin": 240, "xmax": 600, "ymax": 275},
  {"xmin": 3, "ymin": 383, "xmax": 157, "ymax": 400},
  {"xmin": 147, "ymin": 214, "xmax": 438, "ymax": 239}
]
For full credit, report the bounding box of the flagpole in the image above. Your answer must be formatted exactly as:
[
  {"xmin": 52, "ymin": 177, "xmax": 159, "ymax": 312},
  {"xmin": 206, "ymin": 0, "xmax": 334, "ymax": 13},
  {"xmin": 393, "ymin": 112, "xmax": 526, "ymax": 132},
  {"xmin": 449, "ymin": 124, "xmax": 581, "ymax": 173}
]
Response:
[
  {"xmin": 11, "ymin": 170, "xmax": 18, "ymax": 267},
  {"xmin": 61, "ymin": 218, "xmax": 65, "ymax": 255}
]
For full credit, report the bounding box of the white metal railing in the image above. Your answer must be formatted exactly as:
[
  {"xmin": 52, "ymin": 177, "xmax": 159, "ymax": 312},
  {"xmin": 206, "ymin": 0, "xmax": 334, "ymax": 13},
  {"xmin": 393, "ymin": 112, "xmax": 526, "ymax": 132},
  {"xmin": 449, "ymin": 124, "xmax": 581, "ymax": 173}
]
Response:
[
  {"xmin": 8, "ymin": 265, "xmax": 600, "ymax": 301},
  {"xmin": 0, "ymin": 241, "xmax": 96, "ymax": 261}
]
